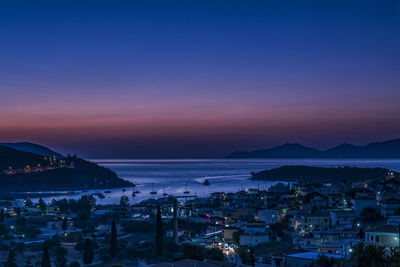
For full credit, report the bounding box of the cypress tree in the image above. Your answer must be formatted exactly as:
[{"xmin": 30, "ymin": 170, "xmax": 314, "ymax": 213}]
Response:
[
  {"xmin": 155, "ymin": 205, "xmax": 163, "ymax": 255},
  {"xmin": 83, "ymin": 238, "xmax": 94, "ymax": 265},
  {"xmin": 0, "ymin": 208, "xmax": 4, "ymax": 222},
  {"xmin": 249, "ymin": 247, "xmax": 255, "ymax": 266},
  {"xmin": 41, "ymin": 244, "xmax": 51, "ymax": 267},
  {"xmin": 61, "ymin": 218, "xmax": 68, "ymax": 231},
  {"xmin": 39, "ymin": 198, "xmax": 47, "ymax": 211},
  {"xmin": 110, "ymin": 220, "xmax": 117, "ymax": 258}
]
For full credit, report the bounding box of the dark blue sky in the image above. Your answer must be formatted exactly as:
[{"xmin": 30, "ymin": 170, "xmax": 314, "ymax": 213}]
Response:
[{"xmin": 1, "ymin": 0, "xmax": 399, "ymax": 158}]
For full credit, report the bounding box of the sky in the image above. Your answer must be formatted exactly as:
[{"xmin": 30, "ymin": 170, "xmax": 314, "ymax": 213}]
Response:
[{"xmin": 0, "ymin": 0, "xmax": 399, "ymax": 158}]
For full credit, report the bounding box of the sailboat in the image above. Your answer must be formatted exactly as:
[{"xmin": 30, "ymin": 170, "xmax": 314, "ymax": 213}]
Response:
[
  {"xmin": 183, "ymin": 180, "xmax": 190, "ymax": 194},
  {"xmin": 150, "ymin": 182, "xmax": 157, "ymax": 195}
]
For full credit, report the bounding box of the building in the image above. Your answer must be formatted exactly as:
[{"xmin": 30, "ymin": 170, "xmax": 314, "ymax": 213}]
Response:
[
  {"xmin": 352, "ymin": 197, "xmax": 377, "ymax": 217},
  {"xmin": 268, "ymin": 183, "xmax": 290, "ymax": 194},
  {"xmin": 365, "ymin": 224, "xmax": 399, "ymax": 248},
  {"xmin": 329, "ymin": 209, "xmax": 355, "ymax": 230},
  {"xmin": 257, "ymin": 209, "xmax": 279, "ymax": 225},
  {"xmin": 222, "ymin": 227, "xmax": 238, "ymax": 241},
  {"xmin": 239, "ymin": 233, "xmax": 269, "ymax": 247},
  {"xmin": 378, "ymin": 198, "xmax": 400, "ymax": 218},
  {"xmin": 314, "ymin": 184, "xmax": 340, "ymax": 196},
  {"xmin": 302, "ymin": 212, "xmax": 330, "ymax": 232}
]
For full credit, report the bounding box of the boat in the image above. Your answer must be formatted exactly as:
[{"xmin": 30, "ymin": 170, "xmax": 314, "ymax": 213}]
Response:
[
  {"xmin": 104, "ymin": 190, "xmax": 112, "ymax": 194},
  {"xmin": 134, "ymin": 190, "xmax": 141, "ymax": 194},
  {"xmin": 150, "ymin": 183, "xmax": 157, "ymax": 195},
  {"xmin": 203, "ymin": 178, "xmax": 210, "ymax": 186}
]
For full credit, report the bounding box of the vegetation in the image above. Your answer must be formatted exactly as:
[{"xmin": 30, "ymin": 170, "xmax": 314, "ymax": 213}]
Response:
[
  {"xmin": 4, "ymin": 249, "xmax": 17, "ymax": 267},
  {"xmin": 41, "ymin": 245, "xmax": 51, "ymax": 267},
  {"xmin": 251, "ymin": 165, "xmax": 396, "ymax": 182},
  {"xmin": 238, "ymin": 247, "xmax": 255, "ymax": 266},
  {"xmin": 83, "ymin": 238, "xmax": 94, "ymax": 265},
  {"xmin": 155, "ymin": 205, "xmax": 163, "ymax": 256},
  {"xmin": 110, "ymin": 220, "xmax": 118, "ymax": 258},
  {"xmin": 52, "ymin": 245, "xmax": 68, "ymax": 267},
  {"xmin": 181, "ymin": 244, "xmax": 224, "ymax": 261},
  {"xmin": 360, "ymin": 207, "xmax": 384, "ymax": 224}
]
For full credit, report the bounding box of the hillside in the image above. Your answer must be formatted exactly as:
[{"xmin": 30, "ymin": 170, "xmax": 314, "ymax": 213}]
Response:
[
  {"xmin": 227, "ymin": 139, "xmax": 400, "ymax": 158},
  {"xmin": 250, "ymin": 165, "xmax": 398, "ymax": 182},
  {"xmin": 0, "ymin": 145, "xmax": 50, "ymax": 171},
  {"xmin": 0, "ymin": 145, "xmax": 133, "ymax": 192}
]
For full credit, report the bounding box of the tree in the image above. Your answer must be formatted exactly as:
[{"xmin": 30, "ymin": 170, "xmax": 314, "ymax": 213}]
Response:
[
  {"xmin": 25, "ymin": 256, "xmax": 33, "ymax": 267},
  {"xmin": 110, "ymin": 220, "xmax": 118, "ymax": 258},
  {"xmin": 206, "ymin": 248, "xmax": 224, "ymax": 261},
  {"xmin": 232, "ymin": 231, "xmax": 240, "ymax": 245},
  {"xmin": 358, "ymin": 227, "xmax": 365, "ymax": 239},
  {"xmin": 14, "ymin": 242, "xmax": 25, "ymax": 257},
  {"xmin": 26, "ymin": 224, "xmax": 38, "ymax": 238},
  {"xmin": 39, "ymin": 198, "xmax": 47, "ymax": 211},
  {"xmin": 119, "ymin": 196, "xmax": 129, "ymax": 207},
  {"xmin": 83, "ymin": 238, "xmax": 94, "ymax": 265},
  {"xmin": 0, "ymin": 209, "xmax": 4, "ymax": 222},
  {"xmin": 25, "ymin": 198, "xmax": 33, "ymax": 207},
  {"xmin": 360, "ymin": 207, "xmax": 384, "ymax": 224},
  {"xmin": 0, "ymin": 224, "xmax": 10, "ymax": 236},
  {"xmin": 61, "ymin": 218, "xmax": 68, "ymax": 232},
  {"xmin": 310, "ymin": 255, "xmax": 338, "ymax": 267},
  {"xmin": 238, "ymin": 247, "xmax": 252, "ymax": 265},
  {"xmin": 14, "ymin": 217, "xmax": 27, "ymax": 234},
  {"xmin": 249, "ymin": 247, "xmax": 255, "ymax": 266},
  {"xmin": 41, "ymin": 244, "xmax": 51, "ymax": 267},
  {"xmin": 155, "ymin": 205, "xmax": 163, "ymax": 256},
  {"xmin": 16, "ymin": 207, "xmax": 21, "ymax": 217},
  {"xmin": 182, "ymin": 244, "xmax": 204, "ymax": 261},
  {"xmin": 0, "ymin": 242, "xmax": 9, "ymax": 256},
  {"xmin": 4, "ymin": 249, "xmax": 17, "ymax": 267},
  {"xmin": 69, "ymin": 262, "xmax": 80, "ymax": 267},
  {"xmin": 351, "ymin": 243, "xmax": 387, "ymax": 267},
  {"xmin": 53, "ymin": 245, "xmax": 68, "ymax": 267}
]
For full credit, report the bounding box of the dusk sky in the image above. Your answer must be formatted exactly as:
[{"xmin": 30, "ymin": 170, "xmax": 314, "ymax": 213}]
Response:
[{"xmin": 1, "ymin": 0, "xmax": 399, "ymax": 158}]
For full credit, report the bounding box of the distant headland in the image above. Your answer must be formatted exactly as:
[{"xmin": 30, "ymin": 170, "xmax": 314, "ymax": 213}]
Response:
[
  {"xmin": 0, "ymin": 142, "xmax": 133, "ymax": 194},
  {"xmin": 226, "ymin": 138, "xmax": 400, "ymax": 159}
]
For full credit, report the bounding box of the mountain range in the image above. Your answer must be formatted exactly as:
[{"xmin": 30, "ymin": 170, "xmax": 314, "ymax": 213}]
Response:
[{"xmin": 226, "ymin": 138, "xmax": 400, "ymax": 158}]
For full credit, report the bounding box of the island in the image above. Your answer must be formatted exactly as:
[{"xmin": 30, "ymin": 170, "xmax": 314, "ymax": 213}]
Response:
[
  {"xmin": 0, "ymin": 144, "xmax": 133, "ymax": 194},
  {"xmin": 250, "ymin": 165, "xmax": 399, "ymax": 183}
]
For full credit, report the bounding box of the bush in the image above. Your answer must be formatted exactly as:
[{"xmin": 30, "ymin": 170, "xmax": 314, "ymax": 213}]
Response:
[
  {"xmin": 360, "ymin": 207, "xmax": 384, "ymax": 224},
  {"xmin": 69, "ymin": 261, "xmax": 80, "ymax": 267}
]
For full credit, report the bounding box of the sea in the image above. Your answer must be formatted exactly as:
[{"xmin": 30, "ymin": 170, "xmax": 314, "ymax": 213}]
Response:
[{"xmin": 34, "ymin": 159, "xmax": 400, "ymax": 205}]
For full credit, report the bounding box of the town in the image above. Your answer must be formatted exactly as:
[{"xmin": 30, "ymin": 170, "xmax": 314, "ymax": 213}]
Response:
[{"xmin": 1, "ymin": 171, "xmax": 400, "ymax": 267}]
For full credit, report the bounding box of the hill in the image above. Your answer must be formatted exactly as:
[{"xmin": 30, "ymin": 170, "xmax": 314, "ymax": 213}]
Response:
[
  {"xmin": 250, "ymin": 165, "xmax": 398, "ymax": 182},
  {"xmin": 227, "ymin": 139, "xmax": 400, "ymax": 158},
  {"xmin": 0, "ymin": 145, "xmax": 133, "ymax": 193},
  {"xmin": 0, "ymin": 142, "xmax": 63, "ymax": 158},
  {"xmin": 0, "ymin": 145, "xmax": 50, "ymax": 171}
]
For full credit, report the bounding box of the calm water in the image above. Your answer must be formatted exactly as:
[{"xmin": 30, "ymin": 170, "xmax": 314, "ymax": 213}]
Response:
[{"xmin": 39, "ymin": 159, "xmax": 400, "ymax": 205}]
